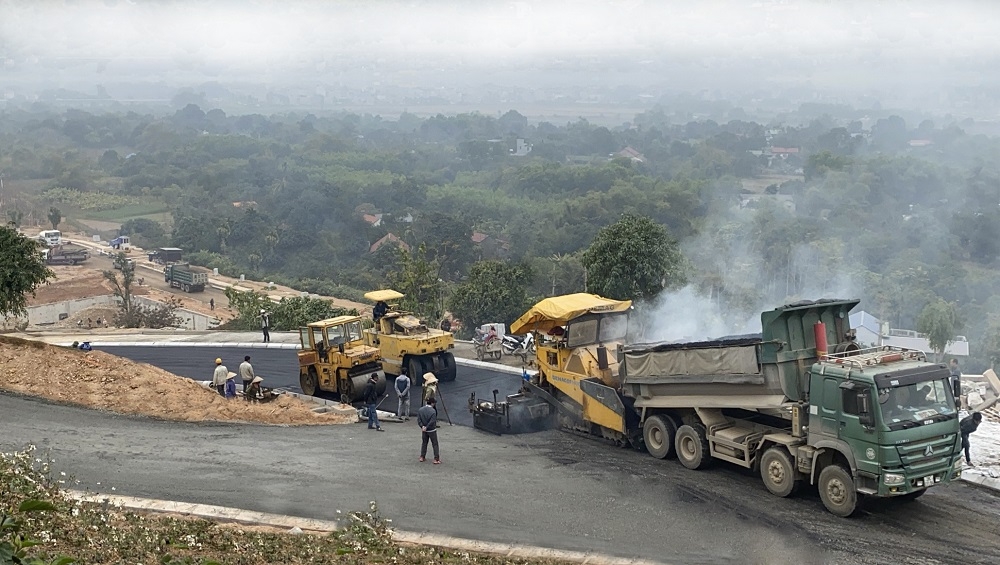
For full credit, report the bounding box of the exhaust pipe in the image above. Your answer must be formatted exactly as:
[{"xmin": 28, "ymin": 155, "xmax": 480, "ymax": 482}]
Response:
[{"xmin": 814, "ymin": 321, "xmax": 828, "ymax": 360}]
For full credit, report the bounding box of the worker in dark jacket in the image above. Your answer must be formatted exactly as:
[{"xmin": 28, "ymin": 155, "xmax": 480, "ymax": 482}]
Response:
[
  {"xmin": 418, "ymin": 397, "xmax": 440, "ymax": 464},
  {"xmin": 373, "ymin": 301, "xmax": 388, "ymax": 325},
  {"xmin": 363, "ymin": 373, "xmax": 383, "ymax": 431},
  {"xmin": 960, "ymin": 412, "xmax": 983, "ymax": 466}
]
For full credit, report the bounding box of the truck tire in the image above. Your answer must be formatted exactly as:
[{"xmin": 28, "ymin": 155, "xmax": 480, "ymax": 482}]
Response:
[
  {"xmin": 438, "ymin": 352, "xmax": 457, "ymax": 382},
  {"xmin": 643, "ymin": 415, "xmax": 676, "ymax": 459},
  {"xmin": 408, "ymin": 357, "xmax": 424, "ymax": 387},
  {"xmin": 675, "ymin": 424, "xmax": 711, "ymax": 470},
  {"xmin": 760, "ymin": 446, "xmax": 801, "ymax": 498},
  {"xmin": 182, "ymin": 283, "xmax": 190, "ymax": 292},
  {"xmin": 818, "ymin": 464, "xmax": 859, "ymax": 517},
  {"xmin": 300, "ymin": 367, "xmax": 318, "ymax": 396}
]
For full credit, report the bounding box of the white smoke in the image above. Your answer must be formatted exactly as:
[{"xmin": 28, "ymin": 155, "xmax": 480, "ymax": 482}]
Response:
[{"xmin": 631, "ymin": 285, "xmax": 761, "ymax": 344}]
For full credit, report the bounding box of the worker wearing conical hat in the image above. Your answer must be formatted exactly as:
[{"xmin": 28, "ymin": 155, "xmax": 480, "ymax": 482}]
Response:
[{"xmin": 422, "ymin": 372, "xmax": 439, "ymax": 407}]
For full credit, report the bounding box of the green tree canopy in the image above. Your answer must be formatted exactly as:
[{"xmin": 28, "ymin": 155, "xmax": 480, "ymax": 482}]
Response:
[
  {"xmin": 47, "ymin": 207, "xmax": 62, "ymax": 230},
  {"xmin": 222, "ymin": 287, "xmax": 356, "ymax": 331},
  {"xmin": 582, "ymin": 214, "xmax": 686, "ymax": 301},
  {"xmin": 0, "ymin": 224, "xmax": 53, "ymax": 319},
  {"xmin": 916, "ymin": 298, "xmax": 962, "ymax": 361},
  {"xmin": 448, "ymin": 260, "xmax": 533, "ymax": 335}
]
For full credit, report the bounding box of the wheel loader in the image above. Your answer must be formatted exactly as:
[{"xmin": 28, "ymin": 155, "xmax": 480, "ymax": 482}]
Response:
[
  {"xmin": 297, "ymin": 315, "xmax": 385, "ymax": 403},
  {"xmin": 362, "ymin": 289, "xmax": 457, "ymax": 386}
]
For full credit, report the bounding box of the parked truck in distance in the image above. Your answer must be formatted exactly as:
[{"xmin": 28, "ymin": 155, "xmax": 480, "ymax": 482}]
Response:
[
  {"xmin": 148, "ymin": 247, "xmax": 183, "ymax": 264},
  {"xmin": 499, "ymin": 295, "xmax": 964, "ymax": 517},
  {"xmin": 164, "ymin": 263, "xmax": 208, "ymax": 292},
  {"xmin": 37, "ymin": 230, "xmax": 62, "ymax": 247},
  {"xmin": 41, "ymin": 244, "xmax": 89, "ymax": 265}
]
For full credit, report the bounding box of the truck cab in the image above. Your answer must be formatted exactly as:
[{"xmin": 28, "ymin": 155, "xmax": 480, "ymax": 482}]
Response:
[
  {"xmin": 37, "ymin": 230, "xmax": 62, "ymax": 247},
  {"xmin": 809, "ymin": 351, "xmax": 961, "ymax": 502}
]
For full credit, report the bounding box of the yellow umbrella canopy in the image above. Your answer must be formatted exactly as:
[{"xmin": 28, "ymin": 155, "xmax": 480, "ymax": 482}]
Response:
[
  {"xmin": 510, "ymin": 293, "xmax": 631, "ymax": 334},
  {"xmin": 364, "ymin": 289, "xmax": 405, "ymax": 302}
]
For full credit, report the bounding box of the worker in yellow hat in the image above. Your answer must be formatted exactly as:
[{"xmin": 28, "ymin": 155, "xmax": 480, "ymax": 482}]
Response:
[{"xmin": 212, "ymin": 358, "xmax": 228, "ymax": 396}]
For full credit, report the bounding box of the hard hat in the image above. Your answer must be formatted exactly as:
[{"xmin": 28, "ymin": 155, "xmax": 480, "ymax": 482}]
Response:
[
  {"xmin": 260, "ymin": 309, "xmax": 266, "ymax": 313},
  {"xmin": 215, "ymin": 358, "xmax": 222, "ymax": 365}
]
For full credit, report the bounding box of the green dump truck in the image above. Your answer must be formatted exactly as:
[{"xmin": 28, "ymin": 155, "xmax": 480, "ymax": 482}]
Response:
[
  {"xmin": 164, "ymin": 263, "xmax": 208, "ymax": 292},
  {"xmin": 623, "ymin": 299, "xmax": 963, "ymax": 516}
]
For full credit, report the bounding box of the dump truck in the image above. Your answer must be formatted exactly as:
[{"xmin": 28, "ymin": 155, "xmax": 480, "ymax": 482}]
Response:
[
  {"xmin": 298, "ymin": 315, "xmax": 385, "ymax": 403},
  {"xmin": 362, "ymin": 289, "xmax": 456, "ymax": 386},
  {"xmin": 480, "ymin": 294, "xmax": 963, "ymax": 517},
  {"xmin": 163, "ymin": 263, "xmax": 208, "ymax": 292},
  {"xmin": 41, "ymin": 244, "xmax": 89, "ymax": 265}
]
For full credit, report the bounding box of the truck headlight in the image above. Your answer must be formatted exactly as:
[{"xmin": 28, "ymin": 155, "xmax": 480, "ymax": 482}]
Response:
[{"xmin": 884, "ymin": 473, "xmax": 906, "ymax": 486}]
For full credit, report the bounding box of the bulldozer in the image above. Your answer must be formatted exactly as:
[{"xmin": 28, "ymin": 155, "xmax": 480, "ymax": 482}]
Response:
[
  {"xmin": 297, "ymin": 314, "xmax": 385, "ymax": 403},
  {"xmin": 362, "ymin": 289, "xmax": 457, "ymax": 386}
]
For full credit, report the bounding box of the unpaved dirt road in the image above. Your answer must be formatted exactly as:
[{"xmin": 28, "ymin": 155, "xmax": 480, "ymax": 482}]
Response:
[{"xmin": 2, "ymin": 393, "xmax": 998, "ymax": 565}]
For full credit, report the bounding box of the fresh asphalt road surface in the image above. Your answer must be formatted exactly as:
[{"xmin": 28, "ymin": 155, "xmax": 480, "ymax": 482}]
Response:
[
  {"xmin": 98, "ymin": 346, "xmax": 523, "ymax": 426},
  {"xmin": 4, "ymin": 393, "xmax": 1000, "ymax": 565}
]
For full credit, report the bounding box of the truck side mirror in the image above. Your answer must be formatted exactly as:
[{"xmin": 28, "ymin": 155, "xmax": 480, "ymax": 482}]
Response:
[
  {"xmin": 858, "ymin": 392, "xmax": 875, "ymax": 427},
  {"xmin": 953, "ymin": 380, "xmax": 962, "ymax": 401}
]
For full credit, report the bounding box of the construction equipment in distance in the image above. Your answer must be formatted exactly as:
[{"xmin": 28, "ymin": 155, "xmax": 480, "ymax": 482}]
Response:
[
  {"xmin": 362, "ymin": 289, "xmax": 456, "ymax": 386},
  {"xmin": 477, "ymin": 293, "xmax": 963, "ymax": 517},
  {"xmin": 297, "ymin": 315, "xmax": 385, "ymax": 403}
]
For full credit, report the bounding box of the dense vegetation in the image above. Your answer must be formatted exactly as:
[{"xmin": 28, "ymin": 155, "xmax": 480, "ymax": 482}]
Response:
[{"xmin": 4, "ymin": 104, "xmax": 1000, "ymax": 369}]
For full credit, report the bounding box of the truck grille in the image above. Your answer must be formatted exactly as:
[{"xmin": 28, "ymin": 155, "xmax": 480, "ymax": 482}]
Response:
[{"xmin": 895, "ymin": 434, "xmax": 956, "ymax": 474}]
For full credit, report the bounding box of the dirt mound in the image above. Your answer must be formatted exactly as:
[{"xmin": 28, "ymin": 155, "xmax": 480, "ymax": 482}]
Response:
[{"xmin": 0, "ymin": 336, "xmax": 352, "ymax": 426}]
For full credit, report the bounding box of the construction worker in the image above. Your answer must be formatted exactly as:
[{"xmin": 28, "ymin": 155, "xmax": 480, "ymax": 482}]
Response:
[
  {"xmin": 239, "ymin": 355, "xmax": 256, "ymax": 398},
  {"xmin": 422, "ymin": 372, "xmax": 439, "ymax": 412},
  {"xmin": 245, "ymin": 376, "xmax": 265, "ymax": 401},
  {"xmin": 363, "ymin": 373, "xmax": 384, "ymax": 431},
  {"xmin": 259, "ymin": 309, "xmax": 271, "ymax": 343},
  {"xmin": 418, "ymin": 397, "xmax": 441, "ymax": 464},
  {"xmin": 395, "ymin": 369, "xmax": 411, "ymax": 420},
  {"xmin": 373, "ymin": 301, "xmax": 388, "ymax": 324},
  {"xmin": 224, "ymin": 372, "xmax": 237, "ymax": 399},
  {"xmin": 212, "ymin": 358, "xmax": 228, "ymax": 396}
]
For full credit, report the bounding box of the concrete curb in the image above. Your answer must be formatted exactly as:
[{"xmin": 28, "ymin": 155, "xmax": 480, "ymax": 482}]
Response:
[
  {"xmin": 960, "ymin": 473, "xmax": 1000, "ymax": 493},
  {"xmin": 64, "ymin": 491, "xmax": 664, "ymax": 565}
]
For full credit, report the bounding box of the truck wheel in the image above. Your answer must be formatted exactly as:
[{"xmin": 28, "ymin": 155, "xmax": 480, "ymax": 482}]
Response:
[
  {"xmin": 643, "ymin": 415, "xmax": 676, "ymax": 459},
  {"xmin": 760, "ymin": 446, "xmax": 801, "ymax": 498},
  {"xmin": 818, "ymin": 464, "xmax": 858, "ymax": 517},
  {"xmin": 408, "ymin": 357, "xmax": 424, "ymax": 387},
  {"xmin": 300, "ymin": 368, "xmax": 318, "ymax": 396},
  {"xmin": 675, "ymin": 424, "xmax": 711, "ymax": 470},
  {"xmin": 438, "ymin": 352, "xmax": 457, "ymax": 382},
  {"xmin": 182, "ymin": 283, "xmax": 190, "ymax": 292}
]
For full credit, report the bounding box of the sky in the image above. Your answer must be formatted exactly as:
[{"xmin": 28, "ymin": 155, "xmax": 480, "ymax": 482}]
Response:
[{"xmin": 3, "ymin": 0, "xmax": 998, "ymax": 70}]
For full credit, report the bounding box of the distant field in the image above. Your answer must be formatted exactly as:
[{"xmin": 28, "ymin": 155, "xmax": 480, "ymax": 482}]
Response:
[{"xmin": 78, "ymin": 203, "xmax": 170, "ymax": 222}]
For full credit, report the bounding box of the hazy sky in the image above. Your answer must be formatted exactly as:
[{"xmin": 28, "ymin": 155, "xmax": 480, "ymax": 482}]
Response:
[{"xmin": 3, "ymin": 0, "xmax": 998, "ymax": 69}]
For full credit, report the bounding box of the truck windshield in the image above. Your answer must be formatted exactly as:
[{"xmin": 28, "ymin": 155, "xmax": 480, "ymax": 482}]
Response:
[{"xmin": 878, "ymin": 379, "xmax": 956, "ymax": 430}]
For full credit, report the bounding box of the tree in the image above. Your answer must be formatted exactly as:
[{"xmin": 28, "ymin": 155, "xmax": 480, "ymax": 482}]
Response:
[
  {"xmin": 917, "ymin": 298, "xmax": 962, "ymax": 361},
  {"xmin": 6, "ymin": 209, "xmax": 24, "ymax": 228},
  {"xmin": 389, "ymin": 244, "xmax": 443, "ymax": 319},
  {"xmin": 103, "ymin": 253, "xmax": 141, "ymax": 327},
  {"xmin": 449, "ymin": 261, "xmax": 533, "ymax": 335},
  {"xmin": 221, "ymin": 287, "xmax": 355, "ymax": 330},
  {"xmin": 582, "ymin": 214, "xmax": 687, "ymax": 301},
  {"xmin": 0, "ymin": 223, "xmax": 53, "ymax": 319},
  {"xmin": 47, "ymin": 207, "xmax": 62, "ymax": 230}
]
